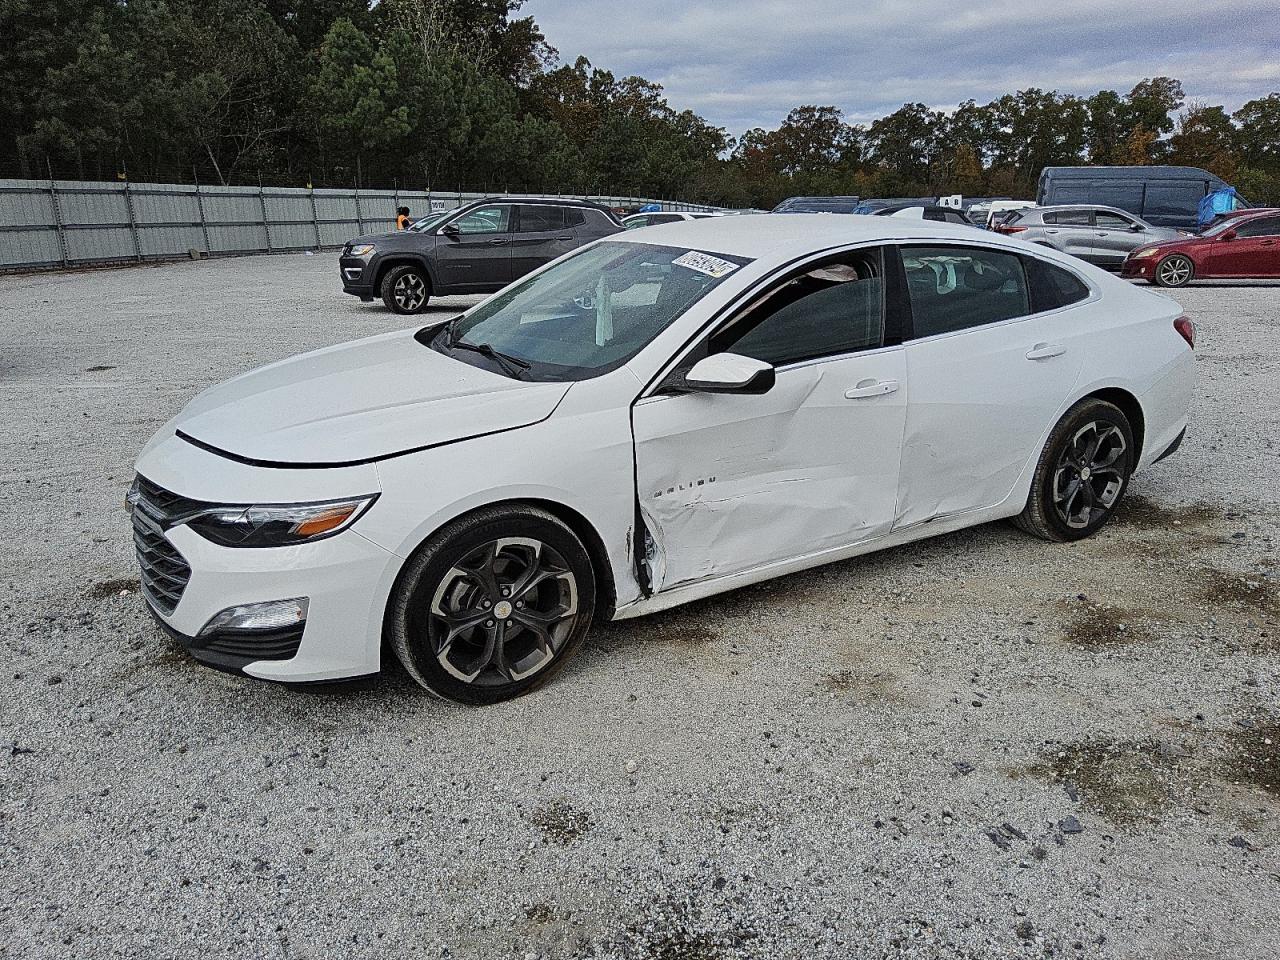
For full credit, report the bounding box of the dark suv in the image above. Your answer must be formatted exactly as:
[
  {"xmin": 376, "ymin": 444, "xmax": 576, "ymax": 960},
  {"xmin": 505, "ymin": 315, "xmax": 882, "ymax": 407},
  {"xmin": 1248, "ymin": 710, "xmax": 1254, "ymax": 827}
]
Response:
[{"xmin": 339, "ymin": 197, "xmax": 623, "ymax": 313}]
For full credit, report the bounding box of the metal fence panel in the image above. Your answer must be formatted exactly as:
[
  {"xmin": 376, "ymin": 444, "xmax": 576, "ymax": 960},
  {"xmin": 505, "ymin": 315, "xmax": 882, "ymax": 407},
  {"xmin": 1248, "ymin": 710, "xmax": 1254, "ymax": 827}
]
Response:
[{"xmin": 0, "ymin": 178, "xmax": 722, "ymax": 271}]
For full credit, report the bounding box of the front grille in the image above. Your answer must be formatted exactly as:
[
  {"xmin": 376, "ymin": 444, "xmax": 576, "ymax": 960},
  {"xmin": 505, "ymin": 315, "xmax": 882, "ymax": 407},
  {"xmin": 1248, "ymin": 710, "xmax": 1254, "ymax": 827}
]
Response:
[{"xmin": 132, "ymin": 476, "xmax": 195, "ymax": 615}]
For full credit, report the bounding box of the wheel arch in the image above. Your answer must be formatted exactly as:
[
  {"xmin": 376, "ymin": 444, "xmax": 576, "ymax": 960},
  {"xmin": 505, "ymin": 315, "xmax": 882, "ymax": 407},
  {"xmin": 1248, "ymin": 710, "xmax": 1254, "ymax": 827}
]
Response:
[
  {"xmin": 373, "ymin": 254, "xmax": 436, "ymax": 296},
  {"xmin": 383, "ymin": 497, "xmax": 618, "ymax": 627},
  {"xmin": 1081, "ymin": 386, "xmax": 1146, "ymax": 463}
]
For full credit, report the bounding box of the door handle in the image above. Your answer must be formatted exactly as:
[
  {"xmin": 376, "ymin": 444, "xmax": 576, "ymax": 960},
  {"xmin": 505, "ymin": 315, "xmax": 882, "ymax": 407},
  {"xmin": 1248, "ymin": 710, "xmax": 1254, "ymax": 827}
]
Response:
[
  {"xmin": 1260, "ymin": 239, "xmax": 1276, "ymax": 246},
  {"xmin": 844, "ymin": 378, "xmax": 899, "ymax": 399},
  {"xmin": 1026, "ymin": 342, "xmax": 1066, "ymax": 360},
  {"xmin": 556, "ymin": 236, "xmax": 573, "ymax": 241},
  {"xmin": 487, "ymin": 238, "xmax": 509, "ymax": 245}
]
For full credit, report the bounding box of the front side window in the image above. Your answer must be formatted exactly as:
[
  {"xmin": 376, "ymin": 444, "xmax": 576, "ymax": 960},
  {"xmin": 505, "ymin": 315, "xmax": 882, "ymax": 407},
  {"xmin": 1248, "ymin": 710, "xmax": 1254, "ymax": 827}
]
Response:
[
  {"xmin": 433, "ymin": 241, "xmax": 751, "ymax": 380},
  {"xmin": 711, "ymin": 250, "xmax": 884, "ymax": 367},
  {"xmin": 900, "ymin": 246, "xmax": 1030, "ymax": 338},
  {"xmin": 451, "ymin": 205, "xmax": 511, "ymax": 235},
  {"xmin": 1235, "ymin": 216, "xmax": 1280, "ymax": 238},
  {"xmin": 1095, "ymin": 211, "xmax": 1136, "ymax": 229}
]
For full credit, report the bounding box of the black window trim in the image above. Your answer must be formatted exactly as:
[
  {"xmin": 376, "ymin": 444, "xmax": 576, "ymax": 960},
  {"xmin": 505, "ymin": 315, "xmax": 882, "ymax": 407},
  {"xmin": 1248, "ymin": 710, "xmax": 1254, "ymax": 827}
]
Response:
[{"xmin": 889, "ymin": 241, "xmax": 1096, "ymax": 343}]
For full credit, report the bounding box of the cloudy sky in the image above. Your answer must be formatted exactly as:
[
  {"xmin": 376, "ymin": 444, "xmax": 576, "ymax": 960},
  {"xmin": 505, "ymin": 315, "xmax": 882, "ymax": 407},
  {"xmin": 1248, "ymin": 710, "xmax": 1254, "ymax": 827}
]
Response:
[{"xmin": 523, "ymin": 0, "xmax": 1280, "ymax": 134}]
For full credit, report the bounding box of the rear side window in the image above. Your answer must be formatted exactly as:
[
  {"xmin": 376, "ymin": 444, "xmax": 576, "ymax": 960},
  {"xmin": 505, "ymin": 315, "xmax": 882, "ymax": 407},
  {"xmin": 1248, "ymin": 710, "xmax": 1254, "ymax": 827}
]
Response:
[
  {"xmin": 1023, "ymin": 256, "xmax": 1091, "ymax": 312},
  {"xmin": 900, "ymin": 246, "xmax": 1030, "ymax": 338},
  {"xmin": 1044, "ymin": 210, "xmax": 1092, "ymax": 226},
  {"xmin": 516, "ymin": 205, "xmax": 564, "ymax": 233},
  {"xmin": 584, "ymin": 210, "xmax": 616, "ymax": 231},
  {"xmin": 712, "ymin": 251, "xmax": 884, "ymax": 366},
  {"xmin": 563, "ymin": 208, "xmax": 586, "ymax": 227}
]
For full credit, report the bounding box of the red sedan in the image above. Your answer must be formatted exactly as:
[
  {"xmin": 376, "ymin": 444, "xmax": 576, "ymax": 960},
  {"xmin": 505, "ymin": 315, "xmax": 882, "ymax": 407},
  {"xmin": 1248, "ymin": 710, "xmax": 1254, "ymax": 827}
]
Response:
[{"xmin": 1122, "ymin": 209, "xmax": 1280, "ymax": 287}]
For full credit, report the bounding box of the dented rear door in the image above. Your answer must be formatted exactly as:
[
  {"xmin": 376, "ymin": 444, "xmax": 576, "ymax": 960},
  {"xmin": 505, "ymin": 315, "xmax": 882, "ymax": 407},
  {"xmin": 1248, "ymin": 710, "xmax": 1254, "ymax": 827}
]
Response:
[{"xmin": 632, "ymin": 348, "xmax": 907, "ymax": 591}]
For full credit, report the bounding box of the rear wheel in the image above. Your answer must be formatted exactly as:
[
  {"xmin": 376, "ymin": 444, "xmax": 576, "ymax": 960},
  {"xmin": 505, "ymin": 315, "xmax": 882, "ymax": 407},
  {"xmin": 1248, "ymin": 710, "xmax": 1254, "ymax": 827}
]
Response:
[
  {"xmin": 387, "ymin": 505, "xmax": 596, "ymax": 704},
  {"xmin": 380, "ymin": 264, "xmax": 431, "ymax": 313},
  {"xmin": 1014, "ymin": 398, "xmax": 1135, "ymax": 542},
  {"xmin": 1153, "ymin": 254, "xmax": 1194, "ymax": 288}
]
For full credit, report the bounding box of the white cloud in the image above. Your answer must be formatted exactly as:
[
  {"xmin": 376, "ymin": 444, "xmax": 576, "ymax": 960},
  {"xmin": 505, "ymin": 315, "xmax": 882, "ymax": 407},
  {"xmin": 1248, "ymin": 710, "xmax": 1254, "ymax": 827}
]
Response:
[{"xmin": 522, "ymin": 0, "xmax": 1280, "ymax": 133}]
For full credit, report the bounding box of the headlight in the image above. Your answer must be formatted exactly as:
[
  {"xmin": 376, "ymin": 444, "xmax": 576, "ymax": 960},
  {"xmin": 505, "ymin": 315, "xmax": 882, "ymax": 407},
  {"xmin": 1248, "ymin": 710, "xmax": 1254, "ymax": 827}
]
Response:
[
  {"xmin": 1132, "ymin": 247, "xmax": 1159, "ymax": 259},
  {"xmin": 347, "ymin": 243, "xmax": 375, "ymax": 258},
  {"xmin": 186, "ymin": 495, "xmax": 378, "ymax": 548}
]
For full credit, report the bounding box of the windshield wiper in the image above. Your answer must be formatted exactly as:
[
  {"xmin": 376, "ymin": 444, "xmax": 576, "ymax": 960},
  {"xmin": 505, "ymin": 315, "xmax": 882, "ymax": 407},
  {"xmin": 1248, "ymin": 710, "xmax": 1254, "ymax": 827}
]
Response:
[{"xmin": 450, "ymin": 339, "xmax": 531, "ymax": 379}]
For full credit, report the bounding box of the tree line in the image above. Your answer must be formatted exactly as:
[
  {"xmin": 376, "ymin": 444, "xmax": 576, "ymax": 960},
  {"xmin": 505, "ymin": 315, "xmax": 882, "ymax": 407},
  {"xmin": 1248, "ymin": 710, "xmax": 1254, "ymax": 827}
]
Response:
[{"xmin": 5, "ymin": 0, "xmax": 1280, "ymax": 207}]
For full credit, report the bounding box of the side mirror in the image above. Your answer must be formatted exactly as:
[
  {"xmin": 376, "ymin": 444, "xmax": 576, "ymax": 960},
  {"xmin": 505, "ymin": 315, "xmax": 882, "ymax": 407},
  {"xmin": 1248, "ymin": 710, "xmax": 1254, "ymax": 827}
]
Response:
[
  {"xmin": 1221, "ymin": 228, "xmax": 1237, "ymax": 241},
  {"xmin": 1130, "ymin": 223, "xmax": 1145, "ymax": 232},
  {"xmin": 440, "ymin": 223, "xmax": 461, "ymax": 237},
  {"xmin": 684, "ymin": 353, "xmax": 775, "ymax": 395}
]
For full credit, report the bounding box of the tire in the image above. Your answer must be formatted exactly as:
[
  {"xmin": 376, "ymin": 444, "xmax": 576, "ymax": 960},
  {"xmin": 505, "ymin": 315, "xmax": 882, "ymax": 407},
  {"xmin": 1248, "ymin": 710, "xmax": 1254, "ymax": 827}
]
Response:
[
  {"xmin": 1153, "ymin": 254, "xmax": 1194, "ymax": 288},
  {"xmin": 386, "ymin": 505, "xmax": 596, "ymax": 704},
  {"xmin": 1014, "ymin": 398, "xmax": 1135, "ymax": 542},
  {"xmin": 380, "ymin": 264, "xmax": 431, "ymax": 314}
]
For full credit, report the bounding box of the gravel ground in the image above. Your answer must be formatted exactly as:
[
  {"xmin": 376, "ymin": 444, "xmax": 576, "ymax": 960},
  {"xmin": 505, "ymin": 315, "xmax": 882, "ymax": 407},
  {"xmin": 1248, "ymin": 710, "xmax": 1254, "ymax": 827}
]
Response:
[{"xmin": 1, "ymin": 253, "xmax": 1278, "ymax": 960}]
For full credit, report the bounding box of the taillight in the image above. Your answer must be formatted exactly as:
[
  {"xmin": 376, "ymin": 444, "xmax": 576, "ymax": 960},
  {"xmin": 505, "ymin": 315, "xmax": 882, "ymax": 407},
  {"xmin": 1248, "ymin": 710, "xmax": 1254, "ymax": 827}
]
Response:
[
  {"xmin": 998, "ymin": 225, "xmax": 1027, "ymax": 234},
  {"xmin": 1174, "ymin": 315, "xmax": 1195, "ymax": 349}
]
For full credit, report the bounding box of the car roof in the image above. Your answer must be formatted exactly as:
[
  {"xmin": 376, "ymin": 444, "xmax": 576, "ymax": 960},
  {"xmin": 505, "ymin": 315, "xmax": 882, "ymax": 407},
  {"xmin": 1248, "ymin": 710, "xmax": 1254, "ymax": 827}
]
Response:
[
  {"xmin": 474, "ymin": 196, "xmax": 612, "ymax": 210},
  {"xmin": 600, "ymin": 212, "xmax": 1023, "ymax": 260},
  {"xmin": 1034, "ymin": 204, "xmax": 1134, "ymax": 215}
]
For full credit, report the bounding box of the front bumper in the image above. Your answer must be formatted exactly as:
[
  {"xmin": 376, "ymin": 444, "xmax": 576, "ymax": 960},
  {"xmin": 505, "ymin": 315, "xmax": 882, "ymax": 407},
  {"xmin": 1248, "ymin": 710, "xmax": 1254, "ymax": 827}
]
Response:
[
  {"xmin": 141, "ymin": 521, "xmax": 398, "ymax": 682},
  {"xmin": 339, "ymin": 255, "xmax": 375, "ymax": 296},
  {"xmin": 1121, "ymin": 258, "xmax": 1155, "ymax": 279}
]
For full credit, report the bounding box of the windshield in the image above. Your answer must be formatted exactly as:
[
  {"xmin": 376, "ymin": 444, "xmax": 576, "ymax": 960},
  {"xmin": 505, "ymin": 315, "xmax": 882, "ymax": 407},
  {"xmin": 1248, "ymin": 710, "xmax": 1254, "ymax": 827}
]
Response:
[
  {"xmin": 431, "ymin": 241, "xmax": 752, "ymax": 381},
  {"xmin": 774, "ymin": 198, "xmax": 860, "ymax": 214},
  {"xmin": 407, "ymin": 209, "xmax": 453, "ymax": 233},
  {"xmin": 1200, "ymin": 217, "xmax": 1241, "ymax": 237}
]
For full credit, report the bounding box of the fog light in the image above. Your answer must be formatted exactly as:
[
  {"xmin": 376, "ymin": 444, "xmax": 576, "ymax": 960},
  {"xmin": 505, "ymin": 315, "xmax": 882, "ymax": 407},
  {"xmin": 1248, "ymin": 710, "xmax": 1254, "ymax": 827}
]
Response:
[{"xmin": 199, "ymin": 598, "xmax": 308, "ymax": 636}]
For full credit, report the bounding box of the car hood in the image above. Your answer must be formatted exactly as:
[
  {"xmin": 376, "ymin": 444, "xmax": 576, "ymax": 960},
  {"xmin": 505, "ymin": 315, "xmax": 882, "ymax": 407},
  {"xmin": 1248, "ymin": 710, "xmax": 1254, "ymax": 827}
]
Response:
[{"xmin": 174, "ymin": 328, "xmax": 571, "ymax": 466}]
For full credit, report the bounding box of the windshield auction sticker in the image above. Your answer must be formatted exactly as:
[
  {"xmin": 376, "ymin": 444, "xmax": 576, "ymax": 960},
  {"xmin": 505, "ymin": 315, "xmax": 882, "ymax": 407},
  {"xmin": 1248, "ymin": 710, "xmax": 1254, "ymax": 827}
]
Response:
[{"xmin": 672, "ymin": 251, "xmax": 740, "ymax": 279}]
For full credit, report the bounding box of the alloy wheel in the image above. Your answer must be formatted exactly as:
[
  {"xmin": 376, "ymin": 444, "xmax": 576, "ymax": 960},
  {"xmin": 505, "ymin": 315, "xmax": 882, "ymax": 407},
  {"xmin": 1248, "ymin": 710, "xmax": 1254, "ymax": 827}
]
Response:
[
  {"xmin": 1052, "ymin": 421, "xmax": 1128, "ymax": 529},
  {"xmin": 427, "ymin": 537, "xmax": 579, "ymax": 687},
  {"xmin": 1157, "ymin": 256, "xmax": 1192, "ymax": 286},
  {"xmin": 393, "ymin": 272, "xmax": 427, "ymax": 310}
]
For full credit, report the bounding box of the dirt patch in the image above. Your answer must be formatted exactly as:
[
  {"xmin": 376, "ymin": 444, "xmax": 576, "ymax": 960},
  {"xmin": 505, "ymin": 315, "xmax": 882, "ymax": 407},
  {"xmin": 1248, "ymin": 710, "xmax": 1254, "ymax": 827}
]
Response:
[
  {"xmin": 1221, "ymin": 718, "xmax": 1280, "ymax": 800},
  {"xmin": 1057, "ymin": 599, "xmax": 1155, "ymax": 648},
  {"xmin": 820, "ymin": 668, "xmax": 899, "ymax": 701},
  {"xmin": 1198, "ymin": 569, "xmax": 1278, "ymax": 616},
  {"xmin": 661, "ymin": 625, "xmax": 718, "ymax": 645},
  {"xmin": 1114, "ymin": 495, "xmax": 1218, "ymax": 531},
  {"xmin": 524, "ymin": 902, "xmax": 558, "ymax": 924},
  {"xmin": 86, "ymin": 577, "xmax": 140, "ymax": 601},
  {"xmin": 530, "ymin": 801, "xmax": 592, "ymax": 846},
  {"xmin": 1028, "ymin": 737, "xmax": 1191, "ymax": 824}
]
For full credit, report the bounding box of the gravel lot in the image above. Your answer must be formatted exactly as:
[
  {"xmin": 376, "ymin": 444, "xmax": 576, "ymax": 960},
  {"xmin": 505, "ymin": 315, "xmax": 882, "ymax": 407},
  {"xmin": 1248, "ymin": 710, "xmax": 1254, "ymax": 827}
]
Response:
[{"xmin": 1, "ymin": 253, "xmax": 1278, "ymax": 960}]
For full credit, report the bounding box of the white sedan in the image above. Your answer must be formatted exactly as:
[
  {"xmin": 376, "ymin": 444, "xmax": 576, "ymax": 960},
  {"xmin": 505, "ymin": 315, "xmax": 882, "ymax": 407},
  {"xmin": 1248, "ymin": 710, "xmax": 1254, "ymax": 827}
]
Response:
[{"xmin": 132, "ymin": 216, "xmax": 1194, "ymax": 703}]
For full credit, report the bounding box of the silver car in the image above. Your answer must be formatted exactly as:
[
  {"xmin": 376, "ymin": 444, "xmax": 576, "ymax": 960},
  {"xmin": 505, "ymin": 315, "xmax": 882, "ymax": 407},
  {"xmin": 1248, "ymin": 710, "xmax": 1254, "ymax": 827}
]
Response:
[{"xmin": 999, "ymin": 205, "xmax": 1182, "ymax": 269}]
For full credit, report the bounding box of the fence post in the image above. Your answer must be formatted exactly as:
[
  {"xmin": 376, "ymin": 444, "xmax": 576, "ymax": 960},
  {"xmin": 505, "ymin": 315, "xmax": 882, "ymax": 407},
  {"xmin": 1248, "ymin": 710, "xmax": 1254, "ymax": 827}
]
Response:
[
  {"xmin": 355, "ymin": 185, "xmax": 364, "ymax": 235},
  {"xmin": 194, "ymin": 174, "xmax": 211, "ymax": 255},
  {"xmin": 309, "ymin": 184, "xmax": 321, "ymax": 250},
  {"xmin": 122, "ymin": 169, "xmax": 143, "ymax": 262},
  {"xmin": 258, "ymin": 180, "xmax": 273, "ymax": 253},
  {"xmin": 47, "ymin": 161, "xmax": 70, "ymax": 269}
]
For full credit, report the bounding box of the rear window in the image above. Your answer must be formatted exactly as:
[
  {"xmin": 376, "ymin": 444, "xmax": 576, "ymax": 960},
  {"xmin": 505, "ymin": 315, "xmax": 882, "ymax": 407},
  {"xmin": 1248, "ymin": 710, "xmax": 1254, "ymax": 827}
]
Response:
[{"xmin": 1023, "ymin": 256, "xmax": 1091, "ymax": 312}]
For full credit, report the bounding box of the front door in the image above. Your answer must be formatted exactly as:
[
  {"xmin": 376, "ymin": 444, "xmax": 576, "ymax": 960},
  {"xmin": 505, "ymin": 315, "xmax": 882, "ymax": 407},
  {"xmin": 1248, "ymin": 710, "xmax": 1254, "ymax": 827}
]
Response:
[
  {"xmin": 1090, "ymin": 209, "xmax": 1143, "ymax": 267},
  {"xmin": 434, "ymin": 204, "xmax": 513, "ymax": 292},
  {"xmin": 894, "ymin": 244, "xmax": 1083, "ymax": 527},
  {"xmin": 509, "ymin": 204, "xmax": 577, "ymax": 279},
  {"xmin": 633, "ymin": 249, "xmax": 906, "ymax": 591}
]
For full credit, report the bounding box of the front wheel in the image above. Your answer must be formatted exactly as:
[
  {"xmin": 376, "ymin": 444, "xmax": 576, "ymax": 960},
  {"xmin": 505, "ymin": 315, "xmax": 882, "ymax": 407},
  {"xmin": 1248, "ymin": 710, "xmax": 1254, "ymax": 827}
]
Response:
[
  {"xmin": 386, "ymin": 505, "xmax": 596, "ymax": 704},
  {"xmin": 1014, "ymin": 398, "xmax": 1135, "ymax": 542},
  {"xmin": 380, "ymin": 264, "xmax": 431, "ymax": 313},
  {"xmin": 1153, "ymin": 254, "xmax": 1194, "ymax": 288}
]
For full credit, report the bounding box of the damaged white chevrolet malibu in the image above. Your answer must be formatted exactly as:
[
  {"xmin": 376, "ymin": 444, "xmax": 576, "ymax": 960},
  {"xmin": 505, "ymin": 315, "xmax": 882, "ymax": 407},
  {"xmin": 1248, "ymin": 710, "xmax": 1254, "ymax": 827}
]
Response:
[{"xmin": 131, "ymin": 215, "xmax": 1194, "ymax": 703}]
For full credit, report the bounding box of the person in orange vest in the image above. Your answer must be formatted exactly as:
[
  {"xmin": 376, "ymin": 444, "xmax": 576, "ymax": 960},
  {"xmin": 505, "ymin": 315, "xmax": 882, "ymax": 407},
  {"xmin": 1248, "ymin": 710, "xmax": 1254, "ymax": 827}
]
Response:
[{"xmin": 395, "ymin": 206, "xmax": 412, "ymax": 230}]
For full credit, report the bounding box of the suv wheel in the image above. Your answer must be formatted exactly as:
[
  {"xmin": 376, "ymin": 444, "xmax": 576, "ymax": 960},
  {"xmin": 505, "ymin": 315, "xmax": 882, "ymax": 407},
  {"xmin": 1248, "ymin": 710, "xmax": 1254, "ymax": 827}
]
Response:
[
  {"xmin": 387, "ymin": 505, "xmax": 596, "ymax": 704},
  {"xmin": 1014, "ymin": 398, "xmax": 1135, "ymax": 542},
  {"xmin": 1153, "ymin": 254, "xmax": 1194, "ymax": 288},
  {"xmin": 380, "ymin": 264, "xmax": 431, "ymax": 313}
]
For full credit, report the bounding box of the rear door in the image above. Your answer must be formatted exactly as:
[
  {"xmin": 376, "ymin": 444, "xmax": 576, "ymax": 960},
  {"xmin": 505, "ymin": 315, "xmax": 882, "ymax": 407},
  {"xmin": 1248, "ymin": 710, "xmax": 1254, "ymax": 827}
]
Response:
[
  {"xmin": 434, "ymin": 203, "xmax": 512, "ymax": 291},
  {"xmin": 510, "ymin": 204, "xmax": 577, "ymax": 278},
  {"xmin": 893, "ymin": 244, "xmax": 1084, "ymax": 528},
  {"xmin": 1041, "ymin": 210, "xmax": 1095, "ymax": 260},
  {"xmin": 633, "ymin": 248, "xmax": 906, "ymax": 590}
]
